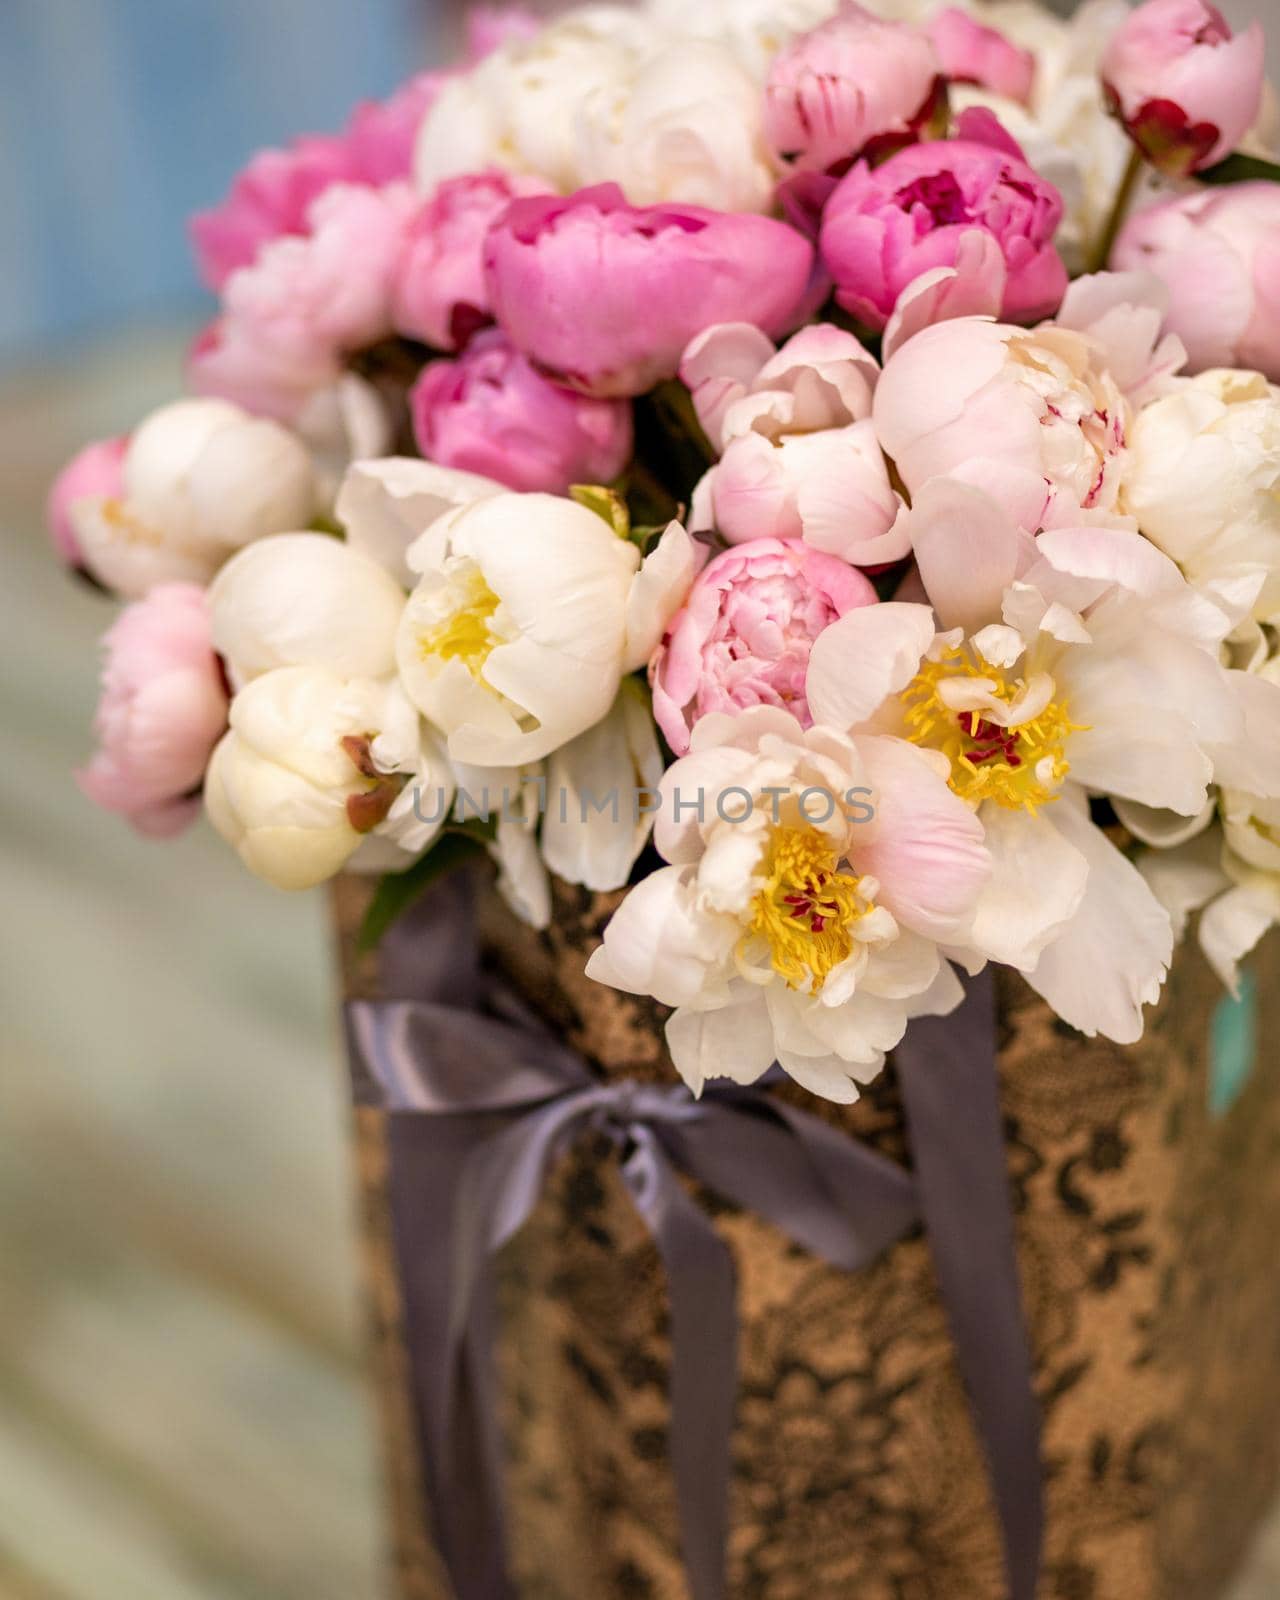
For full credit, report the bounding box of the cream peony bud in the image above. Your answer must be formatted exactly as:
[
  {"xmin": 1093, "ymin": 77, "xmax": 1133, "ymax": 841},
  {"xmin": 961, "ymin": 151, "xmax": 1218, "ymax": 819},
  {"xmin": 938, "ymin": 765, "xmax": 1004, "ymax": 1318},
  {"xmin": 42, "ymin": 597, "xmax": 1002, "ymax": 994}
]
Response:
[
  {"xmin": 395, "ymin": 492, "xmax": 695, "ymax": 766},
  {"xmin": 1121, "ymin": 370, "xmax": 1280, "ymax": 624},
  {"xmin": 576, "ymin": 39, "xmax": 776, "ymax": 213},
  {"xmin": 208, "ymin": 533, "xmax": 408, "ymax": 688},
  {"xmin": 205, "ymin": 666, "xmax": 447, "ymax": 891},
  {"xmin": 70, "ymin": 398, "xmax": 317, "ymax": 598},
  {"xmin": 414, "ymin": 8, "xmax": 658, "ymax": 193}
]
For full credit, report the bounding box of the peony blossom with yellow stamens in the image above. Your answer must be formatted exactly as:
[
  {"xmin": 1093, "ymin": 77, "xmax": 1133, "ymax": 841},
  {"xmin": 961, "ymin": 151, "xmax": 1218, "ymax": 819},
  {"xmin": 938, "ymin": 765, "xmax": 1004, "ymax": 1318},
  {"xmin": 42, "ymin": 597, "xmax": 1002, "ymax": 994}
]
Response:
[
  {"xmin": 586, "ymin": 704, "xmax": 990, "ymax": 1102},
  {"xmin": 803, "ymin": 477, "xmax": 1280, "ymax": 1042}
]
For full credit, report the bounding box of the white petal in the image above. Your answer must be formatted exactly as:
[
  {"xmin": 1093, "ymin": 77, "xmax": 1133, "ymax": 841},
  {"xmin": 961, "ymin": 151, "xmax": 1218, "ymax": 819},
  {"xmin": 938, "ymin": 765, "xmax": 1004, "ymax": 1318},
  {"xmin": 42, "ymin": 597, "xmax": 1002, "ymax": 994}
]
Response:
[
  {"xmin": 1066, "ymin": 703, "xmax": 1213, "ymax": 817},
  {"xmin": 1208, "ymin": 669, "xmax": 1280, "ymax": 797},
  {"xmin": 623, "ymin": 521, "xmax": 699, "ymax": 671},
  {"xmin": 488, "ymin": 814, "xmax": 551, "ymax": 931},
  {"xmin": 664, "ymin": 992, "xmax": 776, "ymax": 1097},
  {"xmin": 1137, "ymin": 831, "xmax": 1229, "ymax": 943},
  {"xmin": 209, "ymin": 533, "xmax": 406, "ymax": 687},
  {"xmin": 1199, "ymin": 882, "xmax": 1280, "ymax": 996},
  {"xmin": 585, "ymin": 866, "xmax": 734, "ymax": 1009},
  {"xmin": 805, "ymin": 603, "xmax": 936, "ymax": 732},
  {"xmin": 337, "ymin": 457, "xmax": 504, "ymax": 586},
  {"xmin": 966, "ymin": 803, "xmax": 1089, "ymax": 969},
  {"xmin": 1024, "ymin": 802, "xmax": 1173, "ymax": 1043},
  {"xmin": 542, "ymin": 683, "xmax": 663, "ymax": 892}
]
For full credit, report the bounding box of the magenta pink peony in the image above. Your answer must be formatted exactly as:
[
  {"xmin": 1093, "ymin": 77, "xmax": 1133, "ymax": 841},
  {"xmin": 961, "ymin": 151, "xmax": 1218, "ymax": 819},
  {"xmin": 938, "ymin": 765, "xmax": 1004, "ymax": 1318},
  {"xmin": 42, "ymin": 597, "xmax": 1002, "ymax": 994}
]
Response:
[
  {"xmin": 483, "ymin": 185, "xmax": 816, "ymax": 397},
  {"xmin": 463, "ymin": 4, "xmax": 541, "ymax": 59},
  {"xmin": 409, "ymin": 329, "xmax": 633, "ymax": 494},
  {"xmin": 189, "ymin": 13, "xmax": 546, "ymax": 293},
  {"xmin": 392, "ymin": 171, "xmax": 549, "ymax": 352},
  {"xmin": 927, "ymin": 9, "xmax": 1036, "ymax": 104},
  {"xmin": 343, "ymin": 73, "xmax": 448, "ymax": 186},
  {"xmin": 1101, "ymin": 0, "xmax": 1265, "ymax": 176},
  {"xmin": 46, "ymin": 436, "xmax": 127, "ymax": 568},
  {"xmin": 649, "ymin": 537, "xmax": 877, "ymax": 754},
  {"xmin": 79, "ymin": 584, "xmax": 230, "ymax": 838},
  {"xmin": 764, "ymin": 4, "xmax": 945, "ymax": 176},
  {"xmin": 1114, "ymin": 184, "xmax": 1280, "ymax": 379},
  {"xmin": 820, "ymin": 138, "xmax": 1068, "ymax": 332},
  {"xmin": 190, "ymin": 72, "xmax": 453, "ymax": 291}
]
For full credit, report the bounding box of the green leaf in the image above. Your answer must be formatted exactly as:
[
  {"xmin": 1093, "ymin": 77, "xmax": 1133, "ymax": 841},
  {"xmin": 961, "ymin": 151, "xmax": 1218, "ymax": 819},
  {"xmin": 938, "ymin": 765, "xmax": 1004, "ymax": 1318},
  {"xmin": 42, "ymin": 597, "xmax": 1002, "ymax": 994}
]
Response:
[
  {"xmin": 570, "ymin": 483, "xmax": 632, "ymax": 539},
  {"xmin": 356, "ymin": 831, "xmax": 486, "ymax": 953},
  {"xmin": 1198, "ymin": 152, "xmax": 1280, "ymax": 186}
]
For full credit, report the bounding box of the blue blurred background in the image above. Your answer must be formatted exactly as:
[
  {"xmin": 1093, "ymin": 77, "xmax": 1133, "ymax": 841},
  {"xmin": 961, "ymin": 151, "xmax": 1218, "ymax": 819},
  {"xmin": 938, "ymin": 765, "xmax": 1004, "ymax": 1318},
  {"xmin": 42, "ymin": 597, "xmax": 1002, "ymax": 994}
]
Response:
[{"xmin": 0, "ymin": 0, "xmax": 437, "ymax": 359}]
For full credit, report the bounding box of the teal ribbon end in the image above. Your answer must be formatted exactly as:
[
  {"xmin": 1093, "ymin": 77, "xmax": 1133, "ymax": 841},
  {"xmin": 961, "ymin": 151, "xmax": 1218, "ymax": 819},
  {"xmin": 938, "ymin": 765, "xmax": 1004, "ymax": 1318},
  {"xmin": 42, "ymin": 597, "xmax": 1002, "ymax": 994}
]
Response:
[{"xmin": 1209, "ymin": 971, "xmax": 1258, "ymax": 1120}]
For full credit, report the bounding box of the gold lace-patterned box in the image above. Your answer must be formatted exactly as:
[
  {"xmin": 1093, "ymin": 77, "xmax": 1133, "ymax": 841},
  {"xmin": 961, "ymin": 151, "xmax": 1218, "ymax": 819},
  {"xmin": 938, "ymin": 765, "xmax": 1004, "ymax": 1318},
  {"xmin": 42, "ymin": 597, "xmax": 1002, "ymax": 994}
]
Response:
[{"xmin": 335, "ymin": 870, "xmax": 1280, "ymax": 1600}]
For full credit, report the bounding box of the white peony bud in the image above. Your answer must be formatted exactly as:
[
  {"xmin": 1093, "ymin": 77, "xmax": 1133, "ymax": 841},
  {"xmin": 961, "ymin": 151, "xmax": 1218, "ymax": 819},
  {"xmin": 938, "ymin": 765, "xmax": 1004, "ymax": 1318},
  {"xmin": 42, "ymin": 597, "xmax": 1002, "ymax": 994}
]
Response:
[
  {"xmin": 1121, "ymin": 370, "xmax": 1280, "ymax": 625},
  {"xmin": 70, "ymin": 398, "xmax": 317, "ymax": 598},
  {"xmin": 208, "ymin": 533, "xmax": 407, "ymax": 688},
  {"xmin": 205, "ymin": 666, "xmax": 449, "ymax": 891},
  {"xmin": 576, "ymin": 39, "xmax": 776, "ymax": 213}
]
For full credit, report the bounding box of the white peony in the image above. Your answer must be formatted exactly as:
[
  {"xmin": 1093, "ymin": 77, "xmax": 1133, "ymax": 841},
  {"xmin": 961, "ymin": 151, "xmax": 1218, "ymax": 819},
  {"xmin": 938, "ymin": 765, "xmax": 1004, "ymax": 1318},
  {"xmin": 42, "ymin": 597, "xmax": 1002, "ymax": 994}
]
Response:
[
  {"xmin": 575, "ymin": 38, "xmax": 776, "ymax": 213},
  {"xmin": 205, "ymin": 665, "xmax": 451, "ymax": 891},
  {"xmin": 415, "ymin": 8, "xmax": 658, "ymax": 195},
  {"xmin": 70, "ymin": 398, "xmax": 317, "ymax": 598},
  {"xmin": 1121, "ymin": 369, "xmax": 1280, "ymax": 630},
  {"xmin": 586, "ymin": 705, "xmax": 989, "ymax": 1101},
  {"xmin": 208, "ymin": 533, "xmax": 407, "ymax": 689},
  {"xmin": 640, "ymin": 0, "xmax": 843, "ymax": 78},
  {"xmin": 416, "ymin": 5, "xmax": 775, "ymax": 212},
  {"xmin": 804, "ymin": 479, "xmax": 1280, "ymax": 1042},
  {"xmin": 395, "ymin": 492, "xmax": 695, "ymax": 767}
]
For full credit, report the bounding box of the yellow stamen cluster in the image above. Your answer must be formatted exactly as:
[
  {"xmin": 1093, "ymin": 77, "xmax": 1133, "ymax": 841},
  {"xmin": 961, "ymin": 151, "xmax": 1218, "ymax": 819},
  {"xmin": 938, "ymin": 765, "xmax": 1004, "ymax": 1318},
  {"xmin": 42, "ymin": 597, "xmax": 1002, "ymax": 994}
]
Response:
[
  {"xmin": 745, "ymin": 827, "xmax": 874, "ymax": 993},
  {"xmin": 902, "ymin": 648, "xmax": 1081, "ymax": 813},
  {"xmin": 418, "ymin": 569, "xmax": 501, "ymax": 676}
]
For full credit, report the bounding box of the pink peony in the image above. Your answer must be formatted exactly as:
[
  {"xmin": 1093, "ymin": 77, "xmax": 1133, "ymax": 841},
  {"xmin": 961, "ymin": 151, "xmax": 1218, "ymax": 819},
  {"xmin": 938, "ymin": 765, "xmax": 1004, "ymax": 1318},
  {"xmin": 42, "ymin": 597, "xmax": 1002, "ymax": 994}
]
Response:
[
  {"xmin": 343, "ymin": 72, "xmax": 448, "ymax": 186},
  {"xmin": 1101, "ymin": 0, "xmax": 1265, "ymax": 176},
  {"xmin": 1114, "ymin": 184, "xmax": 1280, "ymax": 380},
  {"xmin": 484, "ymin": 184, "xmax": 816, "ymax": 397},
  {"xmin": 392, "ymin": 171, "xmax": 550, "ymax": 351},
  {"xmin": 681, "ymin": 322, "xmax": 907, "ymax": 565},
  {"xmin": 820, "ymin": 137, "xmax": 1068, "ymax": 332},
  {"xmin": 650, "ymin": 537, "xmax": 877, "ymax": 755},
  {"xmin": 47, "ymin": 436, "xmax": 127, "ymax": 568},
  {"xmin": 191, "ymin": 183, "xmax": 414, "ymax": 421},
  {"xmin": 190, "ymin": 72, "xmax": 449, "ymax": 290},
  {"xmin": 764, "ymin": 4, "xmax": 945, "ymax": 176},
  {"xmin": 464, "ymin": 5, "xmax": 541, "ymax": 60},
  {"xmin": 78, "ymin": 584, "xmax": 230, "ymax": 838},
  {"xmin": 190, "ymin": 137, "xmax": 353, "ymax": 293},
  {"xmin": 927, "ymin": 9, "xmax": 1036, "ymax": 105},
  {"xmin": 409, "ymin": 329, "xmax": 633, "ymax": 494}
]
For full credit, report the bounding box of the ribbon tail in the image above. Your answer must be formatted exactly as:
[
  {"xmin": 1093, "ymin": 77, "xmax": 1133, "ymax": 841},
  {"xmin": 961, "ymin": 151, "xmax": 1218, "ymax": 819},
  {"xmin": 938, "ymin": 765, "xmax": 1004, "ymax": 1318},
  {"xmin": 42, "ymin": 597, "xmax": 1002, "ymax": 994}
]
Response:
[
  {"xmin": 623, "ymin": 1129, "xmax": 738, "ymax": 1600},
  {"xmin": 436, "ymin": 1096, "xmax": 603, "ymax": 1599},
  {"xmin": 894, "ymin": 969, "xmax": 1044, "ymax": 1600}
]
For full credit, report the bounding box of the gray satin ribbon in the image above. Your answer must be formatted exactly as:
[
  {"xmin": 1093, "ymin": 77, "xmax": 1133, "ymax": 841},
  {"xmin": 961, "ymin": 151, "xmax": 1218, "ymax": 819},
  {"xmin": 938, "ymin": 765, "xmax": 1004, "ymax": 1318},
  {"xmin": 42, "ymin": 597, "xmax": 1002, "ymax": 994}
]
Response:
[{"xmin": 344, "ymin": 875, "xmax": 1042, "ymax": 1600}]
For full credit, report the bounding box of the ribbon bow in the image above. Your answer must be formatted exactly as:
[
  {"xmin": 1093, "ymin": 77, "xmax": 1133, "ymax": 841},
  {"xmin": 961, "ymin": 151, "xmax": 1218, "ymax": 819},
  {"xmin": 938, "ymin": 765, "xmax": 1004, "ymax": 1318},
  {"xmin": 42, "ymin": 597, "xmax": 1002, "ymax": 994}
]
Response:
[{"xmin": 345, "ymin": 876, "xmax": 1043, "ymax": 1600}]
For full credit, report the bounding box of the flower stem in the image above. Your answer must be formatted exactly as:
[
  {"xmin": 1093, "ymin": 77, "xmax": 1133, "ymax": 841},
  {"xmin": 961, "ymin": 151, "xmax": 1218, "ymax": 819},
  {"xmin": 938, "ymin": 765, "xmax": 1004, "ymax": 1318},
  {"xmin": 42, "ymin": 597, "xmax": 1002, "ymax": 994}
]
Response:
[{"xmin": 1089, "ymin": 147, "xmax": 1144, "ymax": 276}]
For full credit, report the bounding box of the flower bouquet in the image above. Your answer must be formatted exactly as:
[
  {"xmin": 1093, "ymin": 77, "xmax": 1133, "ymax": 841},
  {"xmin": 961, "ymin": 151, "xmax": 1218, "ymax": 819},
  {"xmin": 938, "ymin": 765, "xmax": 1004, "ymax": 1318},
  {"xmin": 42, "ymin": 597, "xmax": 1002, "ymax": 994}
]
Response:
[{"xmin": 50, "ymin": 1, "xmax": 1280, "ymax": 1596}]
